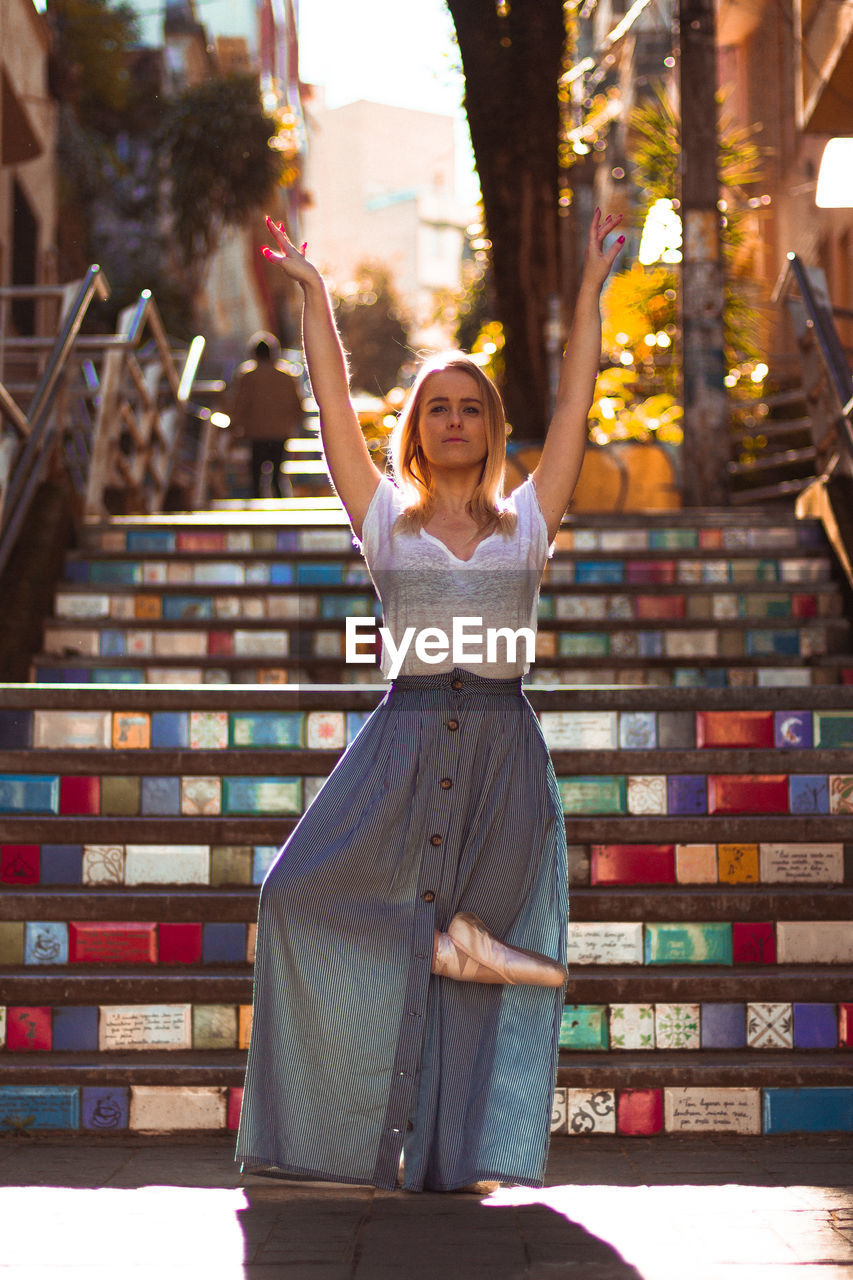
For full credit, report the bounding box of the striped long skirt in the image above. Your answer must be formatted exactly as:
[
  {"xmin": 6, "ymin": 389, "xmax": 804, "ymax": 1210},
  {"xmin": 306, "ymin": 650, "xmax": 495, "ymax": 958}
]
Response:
[{"xmin": 235, "ymin": 665, "xmax": 569, "ymax": 1192}]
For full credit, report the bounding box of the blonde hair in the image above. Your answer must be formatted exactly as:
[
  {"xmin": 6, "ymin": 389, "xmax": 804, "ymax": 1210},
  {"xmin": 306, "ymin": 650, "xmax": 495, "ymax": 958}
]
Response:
[{"xmin": 386, "ymin": 351, "xmax": 517, "ymax": 540}]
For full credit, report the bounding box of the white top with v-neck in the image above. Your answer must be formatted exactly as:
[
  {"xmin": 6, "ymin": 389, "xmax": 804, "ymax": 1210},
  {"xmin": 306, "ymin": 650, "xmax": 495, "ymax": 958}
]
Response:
[{"xmin": 354, "ymin": 473, "xmax": 556, "ymax": 678}]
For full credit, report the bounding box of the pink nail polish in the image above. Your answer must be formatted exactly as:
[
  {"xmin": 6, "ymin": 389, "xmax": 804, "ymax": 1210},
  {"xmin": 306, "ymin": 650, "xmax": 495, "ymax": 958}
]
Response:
[
  {"xmin": 618, "ymin": 235, "xmax": 625, "ymax": 244},
  {"xmin": 301, "ymin": 242, "xmax": 308, "ymax": 254},
  {"xmin": 261, "ymin": 246, "xmax": 272, "ymax": 259}
]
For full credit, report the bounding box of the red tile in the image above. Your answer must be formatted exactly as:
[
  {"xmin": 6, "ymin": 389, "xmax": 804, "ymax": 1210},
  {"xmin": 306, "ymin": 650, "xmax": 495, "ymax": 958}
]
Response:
[
  {"xmin": 590, "ymin": 845, "xmax": 676, "ymax": 885},
  {"xmin": 840, "ymin": 1005, "xmax": 853, "ymax": 1048},
  {"xmin": 636, "ymin": 596, "xmax": 685, "ymax": 621},
  {"xmin": 176, "ymin": 532, "xmax": 225, "ymax": 551},
  {"xmin": 69, "ymin": 922, "xmax": 157, "ymax": 964},
  {"xmin": 843, "ymin": 670, "xmax": 853, "ymax": 685},
  {"xmin": 227, "ymin": 1087, "xmax": 244, "ymax": 1130},
  {"xmin": 707, "ymin": 775, "xmax": 789, "ymax": 814},
  {"xmin": 617, "ymin": 1089, "xmax": 663, "ymax": 1135},
  {"xmin": 697, "ymin": 712, "xmax": 774, "ymax": 748},
  {"xmin": 732, "ymin": 921, "xmax": 777, "ymax": 964},
  {"xmin": 698, "ymin": 529, "xmax": 724, "ymax": 549},
  {"xmin": 208, "ymin": 631, "xmax": 234, "ymax": 657},
  {"xmin": 0, "ymin": 845, "xmax": 40, "ymax": 884},
  {"xmin": 626, "ymin": 560, "xmax": 676, "ymax": 585},
  {"xmin": 6, "ymin": 1007, "xmax": 52, "ymax": 1051},
  {"xmin": 792, "ymin": 594, "xmax": 817, "ymax": 620},
  {"xmin": 158, "ymin": 923, "xmax": 203, "ymax": 964},
  {"xmin": 59, "ymin": 776, "xmax": 100, "ymax": 815}
]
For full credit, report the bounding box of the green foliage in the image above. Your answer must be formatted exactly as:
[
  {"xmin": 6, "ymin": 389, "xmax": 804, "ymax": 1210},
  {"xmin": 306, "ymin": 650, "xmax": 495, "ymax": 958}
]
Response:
[
  {"xmin": 333, "ymin": 264, "xmax": 413, "ymax": 396},
  {"xmin": 156, "ymin": 75, "xmax": 286, "ymax": 267}
]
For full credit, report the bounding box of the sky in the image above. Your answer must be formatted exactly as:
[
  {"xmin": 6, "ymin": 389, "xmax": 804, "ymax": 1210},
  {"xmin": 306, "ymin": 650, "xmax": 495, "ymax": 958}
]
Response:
[{"xmin": 116, "ymin": 0, "xmax": 480, "ymax": 203}]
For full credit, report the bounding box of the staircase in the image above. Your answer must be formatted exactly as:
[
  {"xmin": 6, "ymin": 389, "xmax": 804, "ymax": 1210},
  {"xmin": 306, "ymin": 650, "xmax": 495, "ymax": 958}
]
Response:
[{"xmin": 2, "ymin": 500, "xmax": 853, "ymax": 1139}]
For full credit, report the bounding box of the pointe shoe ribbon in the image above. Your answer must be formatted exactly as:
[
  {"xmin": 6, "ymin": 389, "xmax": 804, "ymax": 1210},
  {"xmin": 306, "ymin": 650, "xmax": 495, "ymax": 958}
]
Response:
[{"xmin": 432, "ymin": 913, "xmax": 567, "ymax": 987}]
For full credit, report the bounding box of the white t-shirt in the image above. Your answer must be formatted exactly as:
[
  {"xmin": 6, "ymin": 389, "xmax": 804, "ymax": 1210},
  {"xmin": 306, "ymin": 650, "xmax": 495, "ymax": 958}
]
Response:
[{"xmin": 353, "ymin": 473, "xmax": 556, "ymax": 679}]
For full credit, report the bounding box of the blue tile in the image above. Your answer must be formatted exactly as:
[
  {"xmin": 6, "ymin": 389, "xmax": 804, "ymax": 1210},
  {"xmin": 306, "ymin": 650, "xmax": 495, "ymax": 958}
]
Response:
[
  {"xmin": 0, "ymin": 711, "xmax": 32, "ymax": 748},
  {"xmin": 202, "ymin": 922, "xmax": 247, "ymax": 963},
  {"xmin": 92, "ymin": 668, "xmax": 145, "ymax": 684},
  {"xmin": 347, "ymin": 711, "xmax": 374, "ymax": 745},
  {"xmin": 275, "ymin": 532, "xmax": 300, "ymax": 552},
  {"xmin": 774, "ymin": 711, "xmax": 813, "ymax": 749},
  {"xmin": 793, "ymin": 1003, "xmax": 838, "ymax": 1049},
  {"xmin": 141, "ymin": 776, "xmax": 181, "ymax": 815},
  {"xmin": 667, "ymin": 775, "xmax": 707, "ymax": 815},
  {"xmin": 81, "ymin": 1086, "xmax": 129, "ymax": 1130},
  {"xmin": 703, "ymin": 668, "xmax": 729, "ymax": 688},
  {"xmin": 150, "ymin": 713, "xmax": 190, "ymax": 749},
  {"xmin": 162, "ymin": 595, "xmax": 214, "ymax": 620},
  {"xmin": 229, "ymin": 712, "xmax": 304, "ymax": 748},
  {"xmin": 575, "ymin": 561, "xmax": 624, "ymax": 585},
  {"xmin": 637, "ymin": 632, "xmax": 665, "ymax": 657},
  {"xmin": 53, "ymin": 1007, "xmax": 99, "ymax": 1051},
  {"xmin": 33, "ymin": 665, "xmax": 92, "ymax": 683},
  {"xmin": 246, "ymin": 564, "xmax": 271, "ymax": 585},
  {"xmin": 99, "ymin": 630, "xmax": 126, "ymax": 657},
  {"xmin": 700, "ymin": 1003, "xmax": 746, "ymax": 1048},
  {"xmin": 789, "ymin": 775, "xmax": 829, "ymax": 814},
  {"xmin": 0, "ymin": 1085, "xmax": 80, "ymax": 1130},
  {"xmin": 645, "ymin": 922, "xmax": 733, "ymax": 965},
  {"xmin": 321, "ymin": 595, "xmax": 374, "ymax": 619},
  {"xmin": 746, "ymin": 629, "xmax": 799, "ymax": 657},
  {"xmin": 297, "ymin": 563, "xmax": 344, "ymax": 585},
  {"xmin": 763, "ymin": 1088, "xmax": 853, "ymax": 1134},
  {"xmin": 252, "ymin": 846, "xmax": 280, "ymax": 884},
  {"xmin": 25, "ymin": 922, "xmax": 69, "ymax": 965},
  {"xmin": 269, "ymin": 563, "xmax": 295, "ymax": 584},
  {"xmin": 64, "ymin": 562, "xmax": 87, "ymax": 583},
  {"xmin": 40, "ymin": 845, "xmax": 83, "ymax": 884},
  {"xmin": 619, "ymin": 712, "xmax": 657, "ymax": 749},
  {"xmin": 89, "ymin": 562, "xmax": 142, "ymax": 585},
  {"xmin": 672, "ymin": 668, "xmax": 705, "ymax": 688},
  {"xmin": 126, "ymin": 531, "xmax": 175, "ymax": 552},
  {"xmin": 0, "ymin": 775, "xmax": 60, "ymax": 814}
]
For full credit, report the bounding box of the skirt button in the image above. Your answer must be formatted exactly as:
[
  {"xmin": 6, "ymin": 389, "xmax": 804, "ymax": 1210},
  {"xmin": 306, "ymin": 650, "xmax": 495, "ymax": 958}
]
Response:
[{"xmin": 451, "ymin": 679, "xmax": 463, "ymax": 690}]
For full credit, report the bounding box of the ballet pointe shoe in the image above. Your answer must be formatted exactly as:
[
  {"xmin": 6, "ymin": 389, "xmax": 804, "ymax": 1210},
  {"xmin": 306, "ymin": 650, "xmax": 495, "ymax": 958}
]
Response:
[{"xmin": 431, "ymin": 915, "xmax": 567, "ymax": 988}]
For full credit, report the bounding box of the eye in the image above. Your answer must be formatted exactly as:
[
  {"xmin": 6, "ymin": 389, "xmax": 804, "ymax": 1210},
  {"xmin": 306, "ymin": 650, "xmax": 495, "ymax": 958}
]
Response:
[{"xmin": 429, "ymin": 404, "xmax": 446, "ymax": 414}]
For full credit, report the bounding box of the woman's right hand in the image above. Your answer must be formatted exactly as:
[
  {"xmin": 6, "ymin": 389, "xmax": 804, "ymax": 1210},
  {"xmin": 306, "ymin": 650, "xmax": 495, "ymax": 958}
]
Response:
[{"xmin": 261, "ymin": 215, "xmax": 322, "ymax": 287}]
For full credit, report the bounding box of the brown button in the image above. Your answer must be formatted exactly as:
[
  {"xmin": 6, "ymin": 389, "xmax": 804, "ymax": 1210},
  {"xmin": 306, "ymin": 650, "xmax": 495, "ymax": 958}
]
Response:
[
  {"xmin": 451, "ymin": 679, "xmax": 463, "ymax": 690},
  {"xmin": 440, "ymin": 778, "xmax": 452, "ymax": 789},
  {"xmin": 429, "ymin": 835, "xmax": 443, "ymax": 846},
  {"xmin": 447, "ymin": 719, "xmax": 459, "ymax": 730},
  {"xmin": 422, "ymin": 890, "xmax": 435, "ymax": 902}
]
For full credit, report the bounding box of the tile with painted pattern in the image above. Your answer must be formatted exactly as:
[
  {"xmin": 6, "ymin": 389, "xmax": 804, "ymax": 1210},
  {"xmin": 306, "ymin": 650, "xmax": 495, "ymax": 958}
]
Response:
[
  {"xmin": 551, "ymin": 1088, "xmax": 567, "ymax": 1134},
  {"xmin": 789, "ymin": 775, "xmax": 829, "ymax": 813},
  {"xmin": 618, "ymin": 712, "xmax": 657, "ymax": 749},
  {"xmin": 829, "ymin": 776, "xmax": 853, "ymax": 814},
  {"xmin": 82, "ymin": 845, "xmax": 125, "ymax": 885},
  {"xmin": 230, "ymin": 711, "xmax": 304, "ymax": 748},
  {"xmin": 25, "ymin": 923, "xmax": 69, "ymax": 966},
  {"xmin": 627, "ymin": 775, "xmax": 667, "ymax": 815},
  {"xmin": 645, "ymin": 922, "xmax": 733, "ymax": 965},
  {"xmin": 559, "ymin": 776, "xmax": 626, "ymax": 814},
  {"xmin": 717, "ymin": 844, "xmax": 759, "ymax": 884},
  {"xmin": 111, "ymin": 713, "xmax": 150, "ymax": 749},
  {"xmin": 608, "ymin": 1004, "xmax": 655, "ymax": 1050},
  {"xmin": 181, "ymin": 777, "xmax": 221, "ymax": 816},
  {"xmin": 773, "ymin": 711, "xmax": 813, "ymax": 748},
  {"xmin": 759, "ymin": 842, "xmax": 844, "ymax": 883},
  {"xmin": 307, "ymin": 711, "xmax": 346, "ymax": 750},
  {"xmin": 747, "ymin": 1002, "xmax": 793, "ymax": 1048},
  {"xmin": 82, "ymin": 1087, "xmax": 129, "ymax": 1130},
  {"xmin": 655, "ymin": 1004, "xmax": 700, "ymax": 1049},
  {"xmin": 1, "ymin": 845, "xmax": 39, "ymax": 884},
  {"xmin": 189, "ymin": 711, "xmax": 229, "ymax": 751},
  {"xmin": 568, "ymin": 1089, "xmax": 616, "ymax": 1135}
]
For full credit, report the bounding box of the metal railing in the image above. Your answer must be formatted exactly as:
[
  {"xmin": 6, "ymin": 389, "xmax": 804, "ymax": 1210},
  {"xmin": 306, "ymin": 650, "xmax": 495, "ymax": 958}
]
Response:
[{"xmin": 0, "ymin": 268, "xmax": 209, "ymax": 576}]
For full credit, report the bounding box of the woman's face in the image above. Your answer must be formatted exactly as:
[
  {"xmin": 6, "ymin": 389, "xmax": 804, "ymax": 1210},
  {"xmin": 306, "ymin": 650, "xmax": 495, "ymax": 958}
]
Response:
[{"xmin": 415, "ymin": 369, "xmax": 489, "ymax": 475}]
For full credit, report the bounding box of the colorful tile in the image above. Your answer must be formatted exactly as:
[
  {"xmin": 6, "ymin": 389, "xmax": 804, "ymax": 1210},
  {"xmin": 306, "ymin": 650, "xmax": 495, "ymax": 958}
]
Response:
[
  {"xmin": 732, "ymin": 922, "xmax": 776, "ymax": 964},
  {"xmin": 222, "ymin": 778, "xmax": 301, "ymax": 815},
  {"xmin": 230, "ymin": 711, "xmax": 304, "ymax": 748},
  {"xmin": 763, "ymin": 1088, "xmax": 853, "ymax": 1134},
  {"xmin": 667, "ymin": 776, "xmax": 707, "ymax": 815},
  {"xmin": 0, "ymin": 1086, "xmax": 79, "ymax": 1130},
  {"xmin": 608, "ymin": 1004, "xmax": 655, "ymax": 1050},
  {"xmin": 747, "ymin": 1002, "xmax": 793, "ymax": 1048},
  {"xmin": 99, "ymin": 776, "xmax": 141, "ymax": 816},
  {"xmin": 252, "ymin": 847, "xmax": 280, "ymax": 884},
  {"xmin": 59, "ymin": 775, "xmax": 100, "ymax": 815},
  {"xmin": 238, "ymin": 1005, "xmax": 253, "ymax": 1049},
  {"xmin": 645, "ymin": 923, "xmax": 733, "ymax": 965},
  {"xmin": 6, "ymin": 1007, "xmax": 52, "ymax": 1051},
  {"xmin": 559, "ymin": 1006, "xmax": 608, "ymax": 1050},
  {"xmin": 0, "ymin": 844, "xmax": 39, "ymax": 884},
  {"xmin": 82, "ymin": 1087, "xmax": 129, "ymax": 1130},
  {"xmin": 551, "ymin": 1088, "xmax": 567, "ymax": 1135},
  {"xmin": 696, "ymin": 711, "xmax": 773, "ymax": 748},
  {"xmin": 0, "ymin": 775, "xmax": 60, "ymax": 814},
  {"xmin": 627, "ymin": 775, "xmax": 667, "ymax": 815},
  {"xmin": 566, "ymin": 923, "xmax": 643, "ymax": 965},
  {"xmin": 700, "ymin": 1003, "xmax": 746, "ymax": 1048},
  {"xmin": 141, "ymin": 777, "xmax": 181, "ymax": 815},
  {"xmin": 568, "ymin": 1089, "xmax": 616, "ymax": 1135},
  {"xmin": 53, "ymin": 1007, "xmax": 99, "ymax": 1051},
  {"xmin": 777, "ymin": 922, "xmax": 853, "ymax": 964},
  {"xmin": 99, "ymin": 1005, "xmax": 192, "ymax": 1051},
  {"xmin": 129, "ymin": 1085, "xmax": 227, "ymax": 1131},
  {"xmin": 793, "ymin": 1003, "xmax": 838, "ymax": 1049},
  {"xmin": 774, "ymin": 711, "xmax": 813, "ymax": 749},
  {"xmin": 717, "ymin": 843, "xmax": 759, "ymax": 884},
  {"xmin": 559, "ymin": 776, "xmax": 626, "ymax": 815},
  {"xmin": 25, "ymin": 922, "xmax": 69, "ymax": 965},
  {"xmin": 759, "ymin": 843, "xmax": 844, "ymax": 883},
  {"xmin": 829, "ymin": 776, "xmax": 853, "ymax": 814},
  {"xmin": 590, "ymin": 845, "xmax": 675, "ymax": 886},
  {"xmin": 33, "ymin": 711, "xmax": 111, "ymax": 750},
  {"xmin": 655, "ymin": 1004, "xmax": 700, "ymax": 1049},
  {"xmin": 540, "ymin": 712, "xmax": 617, "ymax": 750},
  {"xmin": 158, "ymin": 924, "xmax": 203, "ymax": 965},
  {"xmin": 82, "ymin": 845, "xmax": 125, "ymax": 885},
  {"xmin": 69, "ymin": 923, "xmax": 157, "ymax": 964},
  {"xmin": 664, "ymin": 1087, "xmax": 760, "ymax": 1134},
  {"xmin": 210, "ymin": 846, "xmax": 252, "ymax": 885},
  {"xmin": 189, "ymin": 711, "xmax": 229, "ymax": 751},
  {"xmin": 789, "ymin": 775, "xmax": 829, "ymax": 814},
  {"xmin": 0, "ymin": 923, "xmax": 24, "ymax": 964},
  {"xmin": 202, "ymin": 923, "xmax": 247, "ymax": 964},
  {"xmin": 675, "ymin": 844, "xmax": 718, "ymax": 883},
  {"xmin": 815, "ymin": 712, "xmax": 853, "ymax": 748},
  {"xmin": 840, "ymin": 1005, "xmax": 853, "ymax": 1048},
  {"xmin": 125, "ymin": 845, "xmax": 210, "ymax": 885},
  {"xmin": 617, "ymin": 1089, "xmax": 663, "ymax": 1135},
  {"xmin": 111, "ymin": 712, "xmax": 150, "ymax": 749},
  {"xmin": 618, "ymin": 712, "xmax": 657, "ymax": 749},
  {"xmin": 707, "ymin": 775, "xmax": 789, "ymax": 815},
  {"xmin": 306, "ymin": 711, "xmax": 347, "ymax": 750},
  {"xmin": 181, "ymin": 776, "xmax": 221, "ymax": 816}
]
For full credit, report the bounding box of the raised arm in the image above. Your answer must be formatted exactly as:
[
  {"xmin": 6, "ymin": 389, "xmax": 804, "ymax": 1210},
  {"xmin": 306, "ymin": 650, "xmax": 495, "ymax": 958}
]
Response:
[
  {"xmin": 529, "ymin": 210, "xmax": 625, "ymax": 544},
  {"xmin": 262, "ymin": 217, "xmax": 383, "ymax": 539}
]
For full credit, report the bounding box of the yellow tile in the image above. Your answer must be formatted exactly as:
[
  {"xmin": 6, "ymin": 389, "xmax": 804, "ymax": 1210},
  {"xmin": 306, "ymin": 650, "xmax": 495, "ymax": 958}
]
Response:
[{"xmin": 718, "ymin": 843, "xmax": 759, "ymax": 884}]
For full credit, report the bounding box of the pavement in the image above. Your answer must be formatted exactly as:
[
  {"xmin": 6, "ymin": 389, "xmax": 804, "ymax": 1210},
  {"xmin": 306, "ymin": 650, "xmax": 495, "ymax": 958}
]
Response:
[{"xmin": 0, "ymin": 1134, "xmax": 852, "ymax": 1279}]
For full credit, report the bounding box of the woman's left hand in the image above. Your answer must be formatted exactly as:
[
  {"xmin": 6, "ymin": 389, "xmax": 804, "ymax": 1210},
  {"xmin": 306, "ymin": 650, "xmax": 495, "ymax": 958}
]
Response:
[{"xmin": 581, "ymin": 208, "xmax": 625, "ymax": 292}]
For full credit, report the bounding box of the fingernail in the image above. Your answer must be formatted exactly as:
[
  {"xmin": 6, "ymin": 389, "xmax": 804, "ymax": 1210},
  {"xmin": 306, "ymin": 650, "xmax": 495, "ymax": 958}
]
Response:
[
  {"xmin": 261, "ymin": 246, "xmax": 273, "ymax": 259},
  {"xmin": 301, "ymin": 242, "xmax": 308, "ymax": 254},
  {"xmin": 618, "ymin": 235, "xmax": 625, "ymax": 243}
]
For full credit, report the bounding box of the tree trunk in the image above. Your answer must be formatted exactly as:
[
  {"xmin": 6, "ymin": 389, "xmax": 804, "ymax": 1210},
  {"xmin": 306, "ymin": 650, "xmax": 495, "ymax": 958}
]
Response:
[{"xmin": 447, "ymin": 0, "xmax": 567, "ymax": 441}]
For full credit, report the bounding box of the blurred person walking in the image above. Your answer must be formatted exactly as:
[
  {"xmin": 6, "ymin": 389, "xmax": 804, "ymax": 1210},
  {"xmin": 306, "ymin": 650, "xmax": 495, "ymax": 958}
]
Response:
[{"xmin": 229, "ymin": 332, "xmax": 303, "ymax": 498}]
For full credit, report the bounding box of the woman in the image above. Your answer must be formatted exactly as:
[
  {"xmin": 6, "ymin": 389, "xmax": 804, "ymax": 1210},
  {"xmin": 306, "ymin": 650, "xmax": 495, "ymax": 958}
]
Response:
[{"xmin": 235, "ymin": 209, "xmax": 624, "ymax": 1193}]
